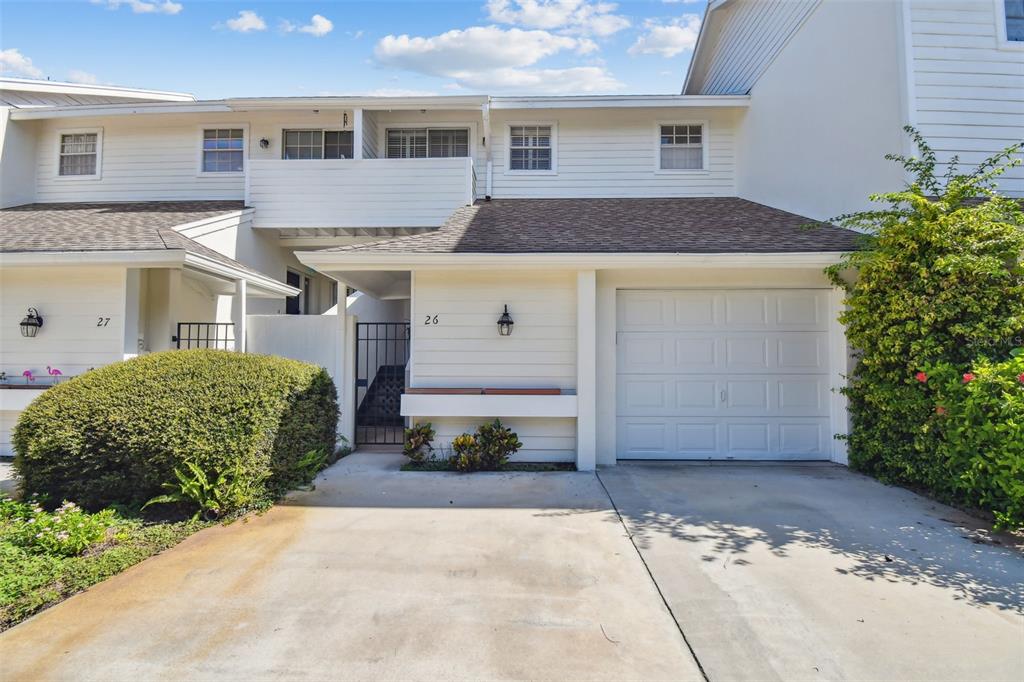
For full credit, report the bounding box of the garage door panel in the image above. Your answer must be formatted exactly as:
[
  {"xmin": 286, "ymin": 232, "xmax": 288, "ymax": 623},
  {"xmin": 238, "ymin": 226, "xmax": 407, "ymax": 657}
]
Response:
[
  {"xmin": 617, "ymin": 375, "xmax": 829, "ymax": 417},
  {"xmin": 617, "ymin": 417, "xmax": 831, "ymax": 460},
  {"xmin": 617, "ymin": 289, "xmax": 833, "ymax": 460}
]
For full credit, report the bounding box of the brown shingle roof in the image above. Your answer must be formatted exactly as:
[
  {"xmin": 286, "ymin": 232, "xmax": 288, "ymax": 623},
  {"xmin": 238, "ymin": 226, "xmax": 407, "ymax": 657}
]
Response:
[
  {"xmin": 0, "ymin": 201, "xmax": 283, "ymax": 284},
  {"xmin": 321, "ymin": 198, "xmax": 861, "ymax": 254}
]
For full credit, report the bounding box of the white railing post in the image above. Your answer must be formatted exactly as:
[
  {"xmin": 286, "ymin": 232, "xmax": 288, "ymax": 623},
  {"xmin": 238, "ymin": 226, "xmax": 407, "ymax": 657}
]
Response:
[{"xmin": 352, "ymin": 109, "xmax": 364, "ymax": 161}]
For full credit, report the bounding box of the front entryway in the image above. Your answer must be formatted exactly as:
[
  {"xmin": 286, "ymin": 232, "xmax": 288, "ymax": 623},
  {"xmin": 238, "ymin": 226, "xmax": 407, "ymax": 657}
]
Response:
[
  {"xmin": 354, "ymin": 322, "xmax": 410, "ymax": 446},
  {"xmin": 615, "ymin": 289, "xmax": 832, "ymax": 460}
]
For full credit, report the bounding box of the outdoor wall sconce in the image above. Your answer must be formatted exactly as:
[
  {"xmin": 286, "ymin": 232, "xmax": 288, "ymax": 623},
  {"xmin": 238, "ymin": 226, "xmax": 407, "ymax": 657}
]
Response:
[
  {"xmin": 497, "ymin": 305, "xmax": 514, "ymax": 336},
  {"xmin": 259, "ymin": 137, "xmax": 271, "ymax": 150},
  {"xmin": 20, "ymin": 308, "xmax": 43, "ymax": 338}
]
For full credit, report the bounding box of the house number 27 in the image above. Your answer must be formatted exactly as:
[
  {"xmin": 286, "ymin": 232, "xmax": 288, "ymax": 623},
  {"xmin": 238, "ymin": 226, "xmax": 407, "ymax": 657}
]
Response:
[
  {"xmin": 423, "ymin": 314, "xmax": 439, "ymax": 325},
  {"xmin": 96, "ymin": 317, "xmax": 110, "ymax": 327}
]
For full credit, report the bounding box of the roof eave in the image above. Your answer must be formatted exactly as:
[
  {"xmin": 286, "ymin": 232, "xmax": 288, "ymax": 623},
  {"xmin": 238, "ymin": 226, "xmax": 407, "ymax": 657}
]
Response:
[
  {"xmin": 0, "ymin": 249, "xmax": 185, "ymax": 268},
  {"xmin": 297, "ymin": 251, "xmax": 846, "ymax": 272}
]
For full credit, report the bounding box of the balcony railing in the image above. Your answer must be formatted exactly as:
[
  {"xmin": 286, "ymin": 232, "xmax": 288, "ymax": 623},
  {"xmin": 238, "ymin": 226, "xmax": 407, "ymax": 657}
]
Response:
[{"xmin": 247, "ymin": 157, "xmax": 476, "ymax": 229}]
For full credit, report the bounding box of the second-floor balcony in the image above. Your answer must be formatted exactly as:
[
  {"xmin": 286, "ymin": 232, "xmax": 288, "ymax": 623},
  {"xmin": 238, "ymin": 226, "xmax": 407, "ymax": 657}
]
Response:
[{"xmin": 247, "ymin": 157, "xmax": 476, "ymax": 229}]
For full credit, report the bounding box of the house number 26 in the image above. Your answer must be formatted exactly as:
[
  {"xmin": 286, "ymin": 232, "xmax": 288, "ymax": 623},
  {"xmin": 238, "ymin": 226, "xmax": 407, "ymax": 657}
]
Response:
[{"xmin": 424, "ymin": 314, "xmax": 439, "ymax": 325}]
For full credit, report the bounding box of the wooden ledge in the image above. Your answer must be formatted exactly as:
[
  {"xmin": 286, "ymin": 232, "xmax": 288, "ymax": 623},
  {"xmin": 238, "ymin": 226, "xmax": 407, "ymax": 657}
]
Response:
[{"xmin": 405, "ymin": 387, "xmax": 562, "ymax": 396}]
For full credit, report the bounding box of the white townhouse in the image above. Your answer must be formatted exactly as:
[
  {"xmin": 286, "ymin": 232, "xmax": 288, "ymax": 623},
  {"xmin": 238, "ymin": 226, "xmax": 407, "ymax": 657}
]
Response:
[{"xmin": 0, "ymin": 0, "xmax": 1021, "ymax": 467}]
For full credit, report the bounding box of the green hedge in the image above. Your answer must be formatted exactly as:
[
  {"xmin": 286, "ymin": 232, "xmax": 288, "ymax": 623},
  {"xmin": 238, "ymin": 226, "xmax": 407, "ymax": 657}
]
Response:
[
  {"xmin": 12, "ymin": 350, "xmax": 338, "ymax": 511},
  {"xmin": 827, "ymin": 127, "xmax": 1024, "ymax": 529},
  {"xmin": 917, "ymin": 352, "xmax": 1024, "ymax": 529}
]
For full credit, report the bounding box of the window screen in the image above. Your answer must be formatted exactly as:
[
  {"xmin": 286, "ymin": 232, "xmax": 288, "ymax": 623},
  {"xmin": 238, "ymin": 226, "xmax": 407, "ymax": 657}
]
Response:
[
  {"xmin": 59, "ymin": 133, "xmax": 98, "ymax": 176},
  {"xmin": 202, "ymin": 128, "xmax": 244, "ymax": 172},
  {"xmin": 659, "ymin": 124, "xmax": 704, "ymax": 170}
]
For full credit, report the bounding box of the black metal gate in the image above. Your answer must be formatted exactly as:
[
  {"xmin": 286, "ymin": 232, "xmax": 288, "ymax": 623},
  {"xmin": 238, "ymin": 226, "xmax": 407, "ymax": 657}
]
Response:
[
  {"xmin": 355, "ymin": 322, "xmax": 410, "ymax": 446},
  {"xmin": 175, "ymin": 322, "xmax": 235, "ymax": 350}
]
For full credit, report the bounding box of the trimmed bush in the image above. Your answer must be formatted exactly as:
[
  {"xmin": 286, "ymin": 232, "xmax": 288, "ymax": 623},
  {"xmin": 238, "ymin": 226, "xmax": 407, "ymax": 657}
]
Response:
[
  {"xmin": 827, "ymin": 127, "xmax": 1024, "ymax": 528},
  {"xmin": 13, "ymin": 350, "xmax": 338, "ymax": 512}
]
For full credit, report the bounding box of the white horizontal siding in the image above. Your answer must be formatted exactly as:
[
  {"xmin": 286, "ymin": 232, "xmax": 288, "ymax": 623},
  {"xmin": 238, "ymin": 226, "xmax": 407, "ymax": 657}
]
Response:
[
  {"xmin": 490, "ymin": 108, "xmax": 738, "ymax": 198},
  {"xmin": 422, "ymin": 416, "xmax": 576, "ymax": 462},
  {"xmin": 35, "ymin": 115, "xmax": 245, "ymax": 202},
  {"xmin": 248, "ymin": 157, "xmax": 473, "ymax": 228},
  {"xmin": 909, "ymin": 0, "xmax": 1024, "ymax": 195},
  {"xmin": 0, "ymin": 267, "xmax": 126, "ymax": 378},
  {"xmin": 411, "ymin": 270, "xmax": 577, "ymax": 390}
]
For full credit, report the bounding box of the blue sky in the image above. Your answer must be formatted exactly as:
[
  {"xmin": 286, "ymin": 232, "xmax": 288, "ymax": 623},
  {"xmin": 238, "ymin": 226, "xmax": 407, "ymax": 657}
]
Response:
[{"xmin": 0, "ymin": 1, "xmax": 704, "ymax": 98}]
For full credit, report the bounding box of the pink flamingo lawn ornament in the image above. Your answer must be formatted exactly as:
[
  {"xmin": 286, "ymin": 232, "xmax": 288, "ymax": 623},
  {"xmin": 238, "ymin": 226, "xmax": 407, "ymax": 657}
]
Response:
[
  {"xmin": 47, "ymin": 366, "xmax": 62, "ymax": 377},
  {"xmin": 22, "ymin": 370, "xmax": 34, "ymax": 382}
]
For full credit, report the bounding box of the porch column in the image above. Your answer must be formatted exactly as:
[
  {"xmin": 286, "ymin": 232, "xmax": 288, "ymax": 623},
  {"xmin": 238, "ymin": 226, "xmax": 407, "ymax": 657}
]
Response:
[
  {"xmin": 122, "ymin": 268, "xmax": 141, "ymax": 360},
  {"xmin": 576, "ymin": 270, "xmax": 597, "ymax": 471},
  {"xmin": 233, "ymin": 278, "xmax": 247, "ymax": 352},
  {"xmin": 352, "ymin": 109, "xmax": 364, "ymax": 161},
  {"xmin": 335, "ymin": 288, "xmax": 357, "ymax": 447}
]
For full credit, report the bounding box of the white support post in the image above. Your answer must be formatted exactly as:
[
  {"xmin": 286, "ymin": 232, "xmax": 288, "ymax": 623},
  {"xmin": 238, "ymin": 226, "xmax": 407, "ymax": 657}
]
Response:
[
  {"xmin": 233, "ymin": 278, "xmax": 247, "ymax": 352},
  {"xmin": 576, "ymin": 270, "xmax": 597, "ymax": 471},
  {"xmin": 343, "ymin": 314, "xmax": 357, "ymax": 448},
  {"xmin": 352, "ymin": 108, "xmax": 364, "ymax": 161},
  {"xmin": 122, "ymin": 268, "xmax": 141, "ymax": 360}
]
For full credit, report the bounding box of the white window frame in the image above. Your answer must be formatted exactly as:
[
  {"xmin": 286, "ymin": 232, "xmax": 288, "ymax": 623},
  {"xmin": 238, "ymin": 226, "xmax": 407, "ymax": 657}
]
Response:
[
  {"xmin": 196, "ymin": 124, "xmax": 248, "ymax": 177},
  {"xmin": 280, "ymin": 128, "xmax": 355, "ymax": 160},
  {"xmin": 54, "ymin": 127, "xmax": 103, "ymax": 180},
  {"xmin": 654, "ymin": 120, "xmax": 710, "ymax": 175},
  {"xmin": 380, "ymin": 121, "xmax": 477, "ymax": 160},
  {"xmin": 504, "ymin": 121, "xmax": 558, "ymax": 175},
  {"xmin": 994, "ymin": 0, "xmax": 1024, "ymax": 50}
]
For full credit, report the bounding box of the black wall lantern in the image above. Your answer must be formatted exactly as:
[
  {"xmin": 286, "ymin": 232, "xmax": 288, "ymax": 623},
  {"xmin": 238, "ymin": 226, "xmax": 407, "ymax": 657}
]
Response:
[
  {"xmin": 20, "ymin": 308, "xmax": 43, "ymax": 338},
  {"xmin": 497, "ymin": 305, "xmax": 514, "ymax": 336}
]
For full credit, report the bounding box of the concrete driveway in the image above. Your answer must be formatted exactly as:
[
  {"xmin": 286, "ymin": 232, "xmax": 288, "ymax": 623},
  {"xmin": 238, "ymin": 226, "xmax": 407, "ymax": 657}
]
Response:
[
  {"xmin": 2, "ymin": 456, "xmax": 1021, "ymax": 681},
  {"xmin": 599, "ymin": 463, "xmax": 1024, "ymax": 682},
  {"xmin": 0, "ymin": 454, "xmax": 700, "ymax": 682}
]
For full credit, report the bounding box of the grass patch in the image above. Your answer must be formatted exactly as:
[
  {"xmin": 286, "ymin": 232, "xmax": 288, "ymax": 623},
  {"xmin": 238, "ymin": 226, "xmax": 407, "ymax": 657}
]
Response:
[
  {"xmin": 1, "ymin": 497, "xmax": 208, "ymax": 631},
  {"xmin": 402, "ymin": 460, "xmax": 576, "ymax": 472}
]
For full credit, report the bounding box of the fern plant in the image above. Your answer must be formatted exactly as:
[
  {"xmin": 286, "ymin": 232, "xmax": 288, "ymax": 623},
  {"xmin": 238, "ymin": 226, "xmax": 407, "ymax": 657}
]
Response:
[{"xmin": 143, "ymin": 460, "xmax": 253, "ymax": 521}]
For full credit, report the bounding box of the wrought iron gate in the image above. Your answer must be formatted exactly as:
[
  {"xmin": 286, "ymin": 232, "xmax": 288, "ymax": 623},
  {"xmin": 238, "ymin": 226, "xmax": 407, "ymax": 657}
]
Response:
[{"xmin": 355, "ymin": 322, "xmax": 410, "ymax": 446}]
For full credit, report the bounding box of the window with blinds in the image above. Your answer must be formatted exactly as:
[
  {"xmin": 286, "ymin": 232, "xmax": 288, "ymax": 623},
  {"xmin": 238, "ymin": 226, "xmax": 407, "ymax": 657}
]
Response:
[
  {"xmin": 508, "ymin": 125, "xmax": 552, "ymax": 171},
  {"xmin": 1006, "ymin": 0, "xmax": 1024, "ymax": 40},
  {"xmin": 59, "ymin": 132, "xmax": 99, "ymax": 176},
  {"xmin": 386, "ymin": 128, "xmax": 469, "ymax": 159},
  {"xmin": 659, "ymin": 124, "xmax": 704, "ymax": 171},
  {"xmin": 282, "ymin": 130, "xmax": 353, "ymax": 159}
]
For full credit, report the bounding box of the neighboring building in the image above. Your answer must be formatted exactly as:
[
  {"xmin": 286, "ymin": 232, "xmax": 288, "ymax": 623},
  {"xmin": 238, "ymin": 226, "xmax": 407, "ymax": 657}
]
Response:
[{"xmin": 1, "ymin": 0, "xmax": 1020, "ymax": 466}]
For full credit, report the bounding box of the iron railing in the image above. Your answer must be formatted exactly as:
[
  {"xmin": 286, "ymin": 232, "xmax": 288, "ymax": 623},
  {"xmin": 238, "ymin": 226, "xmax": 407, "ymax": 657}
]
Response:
[
  {"xmin": 175, "ymin": 322, "xmax": 235, "ymax": 350},
  {"xmin": 355, "ymin": 322, "xmax": 410, "ymax": 446}
]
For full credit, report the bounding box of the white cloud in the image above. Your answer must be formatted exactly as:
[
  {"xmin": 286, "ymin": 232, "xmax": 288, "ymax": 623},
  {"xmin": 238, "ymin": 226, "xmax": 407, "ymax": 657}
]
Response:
[
  {"xmin": 374, "ymin": 24, "xmax": 619, "ymax": 93},
  {"xmin": 375, "ymin": 26, "xmax": 581, "ymax": 73},
  {"xmin": 628, "ymin": 15, "xmax": 701, "ymax": 57},
  {"xmin": 299, "ymin": 14, "xmax": 333, "ymax": 37},
  {"xmin": 67, "ymin": 70, "xmax": 99, "ymax": 84},
  {"xmin": 95, "ymin": 0, "xmax": 182, "ymax": 15},
  {"xmin": 0, "ymin": 48, "xmax": 43, "ymax": 78},
  {"xmin": 661, "ymin": 0, "xmax": 704, "ymax": 4},
  {"xmin": 487, "ymin": 0, "xmax": 630, "ymax": 36},
  {"xmin": 226, "ymin": 10, "xmax": 266, "ymax": 33}
]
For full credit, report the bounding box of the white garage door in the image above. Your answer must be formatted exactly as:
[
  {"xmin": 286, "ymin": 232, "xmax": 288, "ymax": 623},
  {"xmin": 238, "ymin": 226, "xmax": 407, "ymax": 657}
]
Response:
[{"xmin": 616, "ymin": 290, "xmax": 832, "ymax": 460}]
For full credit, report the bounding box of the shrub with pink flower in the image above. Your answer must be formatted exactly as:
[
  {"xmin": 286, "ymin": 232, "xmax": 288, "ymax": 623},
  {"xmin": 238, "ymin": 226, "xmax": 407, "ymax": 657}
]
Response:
[{"xmin": 1, "ymin": 495, "xmax": 116, "ymax": 556}]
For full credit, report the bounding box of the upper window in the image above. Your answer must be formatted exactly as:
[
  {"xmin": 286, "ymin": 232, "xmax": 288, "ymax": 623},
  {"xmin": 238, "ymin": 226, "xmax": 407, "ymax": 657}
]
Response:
[
  {"xmin": 659, "ymin": 124, "xmax": 704, "ymax": 171},
  {"xmin": 282, "ymin": 129, "xmax": 354, "ymax": 159},
  {"xmin": 509, "ymin": 125, "xmax": 552, "ymax": 171},
  {"xmin": 59, "ymin": 132, "xmax": 98, "ymax": 176},
  {"xmin": 1006, "ymin": 0, "xmax": 1024, "ymax": 41},
  {"xmin": 386, "ymin": 128, "xmax": 469, "ymax": 159},
  {"xmin": 202, "ymin": 128, "xmax": 244, "ymax": 173}
]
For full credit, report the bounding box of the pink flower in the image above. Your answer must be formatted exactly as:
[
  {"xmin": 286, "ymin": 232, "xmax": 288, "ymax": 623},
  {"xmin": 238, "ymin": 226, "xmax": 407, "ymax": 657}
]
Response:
[
  {"xmin": 915, "ymin": 372, "xmax": 928, "ymax": 383},
  {"xmin": 1018, "ymin": 373, "xmax": 1024, "ymax": 384},
  {"xmin": 962, "ymin": 373, "xmax": 975, "ymax": 383},
  {"xmin": 936, "ymin": 406, "xmax": 947, "ymax": 416}
]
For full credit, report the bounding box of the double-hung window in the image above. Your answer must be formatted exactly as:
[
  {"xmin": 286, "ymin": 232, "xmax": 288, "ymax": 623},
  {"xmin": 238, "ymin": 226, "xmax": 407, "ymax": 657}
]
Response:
[
  {"xmin": 385, "ymin": 128, "xmax": 469, "ymax": 159},
  {"xmin": 58, "ymin": 132, "xmax": 99, "ymax": 176},
  {"xmin": 1006, "ymin": 0, "xmax": 1024, "ymax": 41},
  {"xmin": 201, "ymin": 128, "xmax": 244, "ymax": 173},
  {"xmin": 659, "ymin": 124, "xmax": 705, "ymax": 171},
  {"xmin": 509, "ymin": 125, "xmax": 553, "ymax": 171},
  {"xmin": 282, "ymin": 129, "xmax": 354, "ymax": 159}
]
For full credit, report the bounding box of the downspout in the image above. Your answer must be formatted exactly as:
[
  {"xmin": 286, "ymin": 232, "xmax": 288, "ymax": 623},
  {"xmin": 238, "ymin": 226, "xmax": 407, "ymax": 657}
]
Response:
[{"xmin": 482, "ymin": 100, "xmax": 493, "ymax": 200}]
